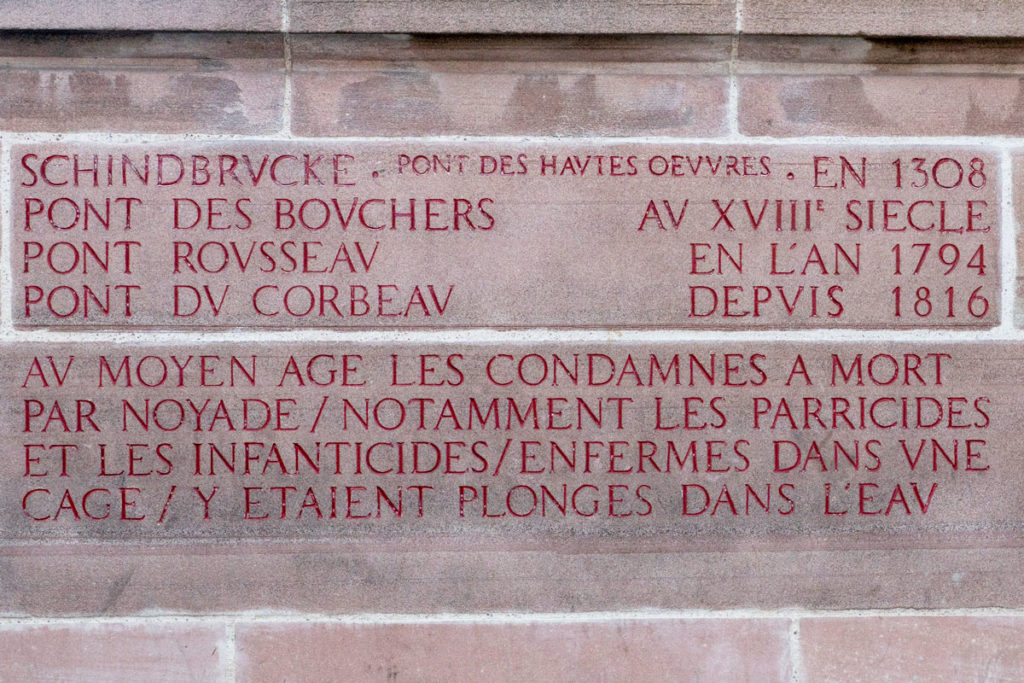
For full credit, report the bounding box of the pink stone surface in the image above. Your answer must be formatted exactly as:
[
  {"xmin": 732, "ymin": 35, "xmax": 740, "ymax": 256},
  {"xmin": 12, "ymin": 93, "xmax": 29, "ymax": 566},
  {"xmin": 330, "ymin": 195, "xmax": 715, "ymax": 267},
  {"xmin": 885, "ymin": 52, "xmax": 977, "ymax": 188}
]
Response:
[
  {"xmin": 0, "ymin": 34, "xmax": 284, "ymax": 133},
  {"xmin": 0, "ymin": 340, "xmax": 1020, "ymax": 614},
  {"xmin": 3, "ymin": 0, "xmax": 1024, "ymax": 36},
  {"xmin": 1012, "ymin": 154, "xmax": 1024, "ymax": 328},
  {"xmin": 0, "ymin": 0, "xmax": 280, "ymax": 30},
  {"xmin": 801, "ymin": 616, "xmax": 1024, "ymax": 681},
  {"xmin": 12, "ymin": 142, "xmax": 999, "ymax": 328},
  {"xmin": 744, "ymin": 0, "xmax": 1024, "ymax": 37},
  {"xmin": 739, "ymin": 37, "xmax": 1024, "ymax": 136},
  {"xmin": 291, "ymin": 35, "xmax": 730, "ymax": 137},
  {"xmin": 4, "ymin": 542, "xmax": 1024, "ymax": 615},
  {"xmin": 0, "ymin": 342, "xmax": 1012, "ymax": 541},
  {"xmin": 0, "ymin": 623, "xmax": 226, "ymax": 681},
  {"xmin": 740, "ymin": 74, "xmax": 1024, "ymax": 137},
  {"xmin": 289, "ymin": 0, "xmax": 736, "ymax": 34},
  {"xmin": 236, "ymin": 619, "xmax": 791, "ymax": 682}
]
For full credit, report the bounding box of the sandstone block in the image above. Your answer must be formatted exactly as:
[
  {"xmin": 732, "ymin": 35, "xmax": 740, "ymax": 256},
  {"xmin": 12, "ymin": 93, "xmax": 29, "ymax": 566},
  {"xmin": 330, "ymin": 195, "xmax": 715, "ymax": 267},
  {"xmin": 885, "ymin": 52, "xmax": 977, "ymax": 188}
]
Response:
[
  {"xmin": 0, "ymin": 33, "xmax": 284, "ymax": 133},
  {"xmin": 236, "ymin": 619, "xmax": 792, "ymax": 682},
  {"xmin": 800, "ymin": 616, "xmax": 1024, "ymax": 680},
  {"xmin": 744, "ymin": 1, "xmax": 1024, "ymax": 37},
  {"xmin": 0, "ymin": 341, "xmax": 1018, "ymax": 613},
  {"xmin": 0, "ymin": 0, "xmax": 280, "ymax": 30},
  {"xmin": 290, "ymin": 0, "xmax": 736, "ymax": 34},
  {"xmin": 291, "ymin": 35, "xmax": 730, "ymax": 137},
  {"xmin": 12, "ymin": 142, "xmax": 999, "ymax": 328},
  {"xmin": 0, "ymin": 623, "xmax": 226, "ymax": 681},
  {"xmin": 739, "ymin": 37, "xmax": 1024, "ymax": 136}
]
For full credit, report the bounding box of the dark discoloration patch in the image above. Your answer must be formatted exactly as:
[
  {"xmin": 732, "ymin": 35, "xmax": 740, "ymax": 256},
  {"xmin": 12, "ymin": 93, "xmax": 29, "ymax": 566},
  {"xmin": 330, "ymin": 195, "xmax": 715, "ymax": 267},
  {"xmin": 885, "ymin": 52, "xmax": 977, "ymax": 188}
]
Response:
[
  {"xmin": 778, "ymin": 76, "xmax": 886, "ymax": 128},
  {"xmin": 335, "ymin": 71, "xmax": 453, "ymax": 135},
  {"xmin": 0, "ymin": 69, "xmax": 261, "ymax": 132}
]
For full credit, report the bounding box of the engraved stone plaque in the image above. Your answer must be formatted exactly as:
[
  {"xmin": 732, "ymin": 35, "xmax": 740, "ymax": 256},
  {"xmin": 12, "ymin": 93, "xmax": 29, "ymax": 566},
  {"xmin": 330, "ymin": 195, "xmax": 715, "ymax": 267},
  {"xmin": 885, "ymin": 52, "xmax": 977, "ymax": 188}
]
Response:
[
  {"xmin": 3, "ymin": 342, "xmax": 1013, "ymax": 546},
  {"xmin": 13, "ymin": 143, "xmax": 999, "ymax": 328}
]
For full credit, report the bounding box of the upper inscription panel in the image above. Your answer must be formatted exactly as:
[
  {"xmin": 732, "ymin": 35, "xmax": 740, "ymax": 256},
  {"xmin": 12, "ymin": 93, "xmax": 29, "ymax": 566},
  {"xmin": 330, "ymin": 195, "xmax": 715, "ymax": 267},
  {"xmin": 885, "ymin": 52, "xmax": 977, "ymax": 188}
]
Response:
[{"xmin": 13, "ymin": 143, "xmax": 999, "ymax": 329}]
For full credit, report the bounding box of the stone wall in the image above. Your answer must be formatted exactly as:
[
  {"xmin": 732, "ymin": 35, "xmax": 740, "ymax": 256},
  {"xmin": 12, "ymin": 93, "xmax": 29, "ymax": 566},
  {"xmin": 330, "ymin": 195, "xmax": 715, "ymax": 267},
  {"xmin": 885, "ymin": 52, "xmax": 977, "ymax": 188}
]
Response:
[{"xmin": 3, "ymin": 2, "xmax": 1024, "ymax": 680}]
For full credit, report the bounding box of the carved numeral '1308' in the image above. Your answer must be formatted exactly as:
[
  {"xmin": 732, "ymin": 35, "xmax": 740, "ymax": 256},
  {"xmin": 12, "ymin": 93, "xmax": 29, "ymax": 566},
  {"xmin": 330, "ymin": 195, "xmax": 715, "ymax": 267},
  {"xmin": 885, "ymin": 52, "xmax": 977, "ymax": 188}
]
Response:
[{"xmin": 892, "ymin": 157, "xmax": 986, "ymax": 189}]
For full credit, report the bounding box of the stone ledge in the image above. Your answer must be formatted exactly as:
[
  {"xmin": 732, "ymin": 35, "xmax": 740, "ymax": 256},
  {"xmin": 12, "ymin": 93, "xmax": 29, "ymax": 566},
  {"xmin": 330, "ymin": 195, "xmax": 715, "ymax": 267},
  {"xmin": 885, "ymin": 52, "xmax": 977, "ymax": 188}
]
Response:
[
  {"xmin": 3, "ymin": 542, "xmax": 1023, "ymax": 614},
  {"xmin": 0, "ymin": 0, "xmax": 280, "ymax": 31},
  {"xmin": 1, "ymin": 1, "xmax": 1022, "ymax": 37}
]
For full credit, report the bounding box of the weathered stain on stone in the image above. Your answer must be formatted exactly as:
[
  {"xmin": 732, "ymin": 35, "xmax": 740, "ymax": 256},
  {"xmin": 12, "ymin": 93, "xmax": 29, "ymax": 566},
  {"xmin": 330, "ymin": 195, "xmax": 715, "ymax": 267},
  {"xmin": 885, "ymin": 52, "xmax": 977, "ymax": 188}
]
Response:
[
  {"xmin": 336, "ymin": 71, "xmax": 453, "ymax": 133},
  {"xmin": 778, "ymin": 76, "xmax": 885, "ymax": 127}
]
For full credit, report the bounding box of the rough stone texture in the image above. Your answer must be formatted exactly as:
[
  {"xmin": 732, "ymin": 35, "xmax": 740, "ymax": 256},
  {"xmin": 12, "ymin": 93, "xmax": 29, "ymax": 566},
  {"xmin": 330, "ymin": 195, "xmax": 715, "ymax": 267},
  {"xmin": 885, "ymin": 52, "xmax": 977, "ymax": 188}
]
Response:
[
  {"xmin": 5, "ymin": 342, "xmax": 1010, "ymax": 539},
  {"xmin": 0, "ymin": 33, "xmax": 284, "ymax": 133},
  {"xmin": 800, "ymin": 616, "xmax": 1024, "ymax": 681},
  {"xmin": 744, "ymin": 0, "xmax": 1024, "ymax": 37},
  {"xmin": 0, "ymin": 0, "xmax": 280, "ymax": 30},
  {"xmin": 289, "ymin": 0, "xmax": 736, "ymax": 34},
  {"xmin": 1, "ymin": 0, "xmax": 1023, "ymax": 37},
  {"xmin": 0, "ymin": 623, "xmax": 226, "ymax": 681},
  {"xmin": 290, "ymin": 35, "xmax": 730, "ymax": 137},
  {"xmin": 236, "ymin": 619, "xmax": 792, "ymax": 682},
  {"xmin": 5, "ymin": 543, "xmax": 1024, "ymax": 615},
  {"xmin": 12, "ymin": 142, "xmax": 999, "ymax": 328},
  {"xmin": 0, "ymin": 340, "xmax": 1019, "ymax": 613},
  {"xmin": 1013, "ymin": 154, "xmax": 1024, "ymax": 328},
  {"xmin": 739, "ymin": 37, "xmax": 1024, "ymax": 136}
]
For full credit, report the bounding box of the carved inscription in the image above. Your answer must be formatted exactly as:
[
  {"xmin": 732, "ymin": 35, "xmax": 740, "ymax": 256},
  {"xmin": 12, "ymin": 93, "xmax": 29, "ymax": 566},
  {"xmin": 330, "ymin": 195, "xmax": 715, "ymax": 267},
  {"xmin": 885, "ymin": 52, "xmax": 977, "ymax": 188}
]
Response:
[
  {"xmin": 2, "ymin": 343, "xmax": 1014, "ymax": 542},
  {"xmin": 13, "ymin": 144, "xmax": 999, "ymax": 327}
]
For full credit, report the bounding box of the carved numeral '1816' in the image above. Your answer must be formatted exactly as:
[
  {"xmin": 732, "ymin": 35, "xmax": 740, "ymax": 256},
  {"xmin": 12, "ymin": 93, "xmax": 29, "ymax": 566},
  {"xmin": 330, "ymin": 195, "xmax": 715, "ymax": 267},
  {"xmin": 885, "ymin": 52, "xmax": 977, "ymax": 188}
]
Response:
[{"xmin": 892, "ymin": 286, "xmax": 989, "ymax": 318}]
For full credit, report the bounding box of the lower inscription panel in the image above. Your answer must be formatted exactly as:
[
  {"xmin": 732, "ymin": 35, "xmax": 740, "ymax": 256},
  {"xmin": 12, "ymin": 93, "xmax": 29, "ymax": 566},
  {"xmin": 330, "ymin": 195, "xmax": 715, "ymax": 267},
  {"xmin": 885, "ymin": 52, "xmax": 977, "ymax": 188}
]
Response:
[{"xmin": 2, "ymin": 342, "xmax": 1017, "ymax": 546}]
